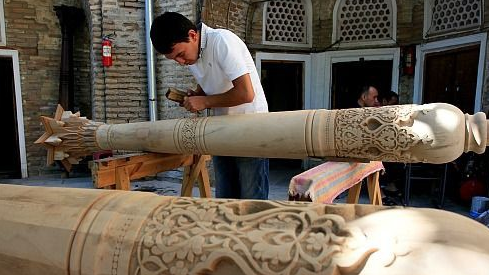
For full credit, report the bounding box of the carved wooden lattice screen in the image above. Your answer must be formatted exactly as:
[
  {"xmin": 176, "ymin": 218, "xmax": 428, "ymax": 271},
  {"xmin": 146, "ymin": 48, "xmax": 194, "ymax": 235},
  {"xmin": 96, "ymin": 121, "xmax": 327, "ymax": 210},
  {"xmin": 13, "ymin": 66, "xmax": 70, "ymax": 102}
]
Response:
[
  {"xmin": 335, "ymin": 0, "xmax": 394, "ymax": 43},
  {"xmin": 264, "ymin": 0, "xmax": 309, "ymax": 46},
  {"xmin": 426, "ymin": 0, "xmax": 481, "ymax": 36}
]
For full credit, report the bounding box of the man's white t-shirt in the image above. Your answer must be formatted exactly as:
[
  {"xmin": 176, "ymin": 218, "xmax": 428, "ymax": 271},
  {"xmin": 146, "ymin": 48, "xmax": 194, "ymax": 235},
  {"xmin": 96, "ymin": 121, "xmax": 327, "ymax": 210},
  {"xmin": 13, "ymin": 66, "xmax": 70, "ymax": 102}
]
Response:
[{"xmin": 189, "ymin": 23, "xmax": 268, "ymax": 116}]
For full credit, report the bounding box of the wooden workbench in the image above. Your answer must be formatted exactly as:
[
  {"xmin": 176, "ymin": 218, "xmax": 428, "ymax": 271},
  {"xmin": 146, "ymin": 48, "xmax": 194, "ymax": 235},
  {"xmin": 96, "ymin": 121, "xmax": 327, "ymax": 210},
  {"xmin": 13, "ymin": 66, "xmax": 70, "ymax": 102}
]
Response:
[{"xmin": 91, "ymin": 152, "xmax": 211, "ymax": 197}]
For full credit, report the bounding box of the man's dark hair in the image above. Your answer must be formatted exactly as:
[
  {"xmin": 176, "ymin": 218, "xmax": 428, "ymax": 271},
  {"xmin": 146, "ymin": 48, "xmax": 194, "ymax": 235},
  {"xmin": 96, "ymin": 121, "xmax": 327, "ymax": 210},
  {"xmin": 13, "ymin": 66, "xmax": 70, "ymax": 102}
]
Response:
[
  {"xmin": 386, "ymin": 90, "xmax": 399, "ymax": 100},
  {"xmin": 150, "ymin": 12, "xmax": 197, "ymax": 54},
  {"xmin": 358, "ymin": 84, "xmax": 374, "ymax": 99},
  {"xmin": 379, "ymin": 90, "xmax": 399, "ymax": 103}
]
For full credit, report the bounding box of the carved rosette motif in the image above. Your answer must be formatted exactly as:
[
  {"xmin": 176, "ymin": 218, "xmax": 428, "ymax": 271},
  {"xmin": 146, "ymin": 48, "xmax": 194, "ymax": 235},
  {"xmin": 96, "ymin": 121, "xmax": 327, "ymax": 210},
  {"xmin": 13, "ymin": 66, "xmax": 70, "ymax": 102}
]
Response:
[
  {"xmin": 135, "ymin": 198, "xmax": 382, "ymax": 275},
  {"xmin": 334, "ymin": 105, "xmax": 429, "ymax": 162}
]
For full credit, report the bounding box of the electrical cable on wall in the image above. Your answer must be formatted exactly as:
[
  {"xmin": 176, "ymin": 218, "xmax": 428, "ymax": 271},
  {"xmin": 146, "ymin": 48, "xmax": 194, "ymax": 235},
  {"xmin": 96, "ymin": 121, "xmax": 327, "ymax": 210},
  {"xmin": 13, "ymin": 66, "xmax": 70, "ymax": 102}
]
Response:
[{"xmin": 102, "ymin": 64, "xmax": 107, "ymax": 123}]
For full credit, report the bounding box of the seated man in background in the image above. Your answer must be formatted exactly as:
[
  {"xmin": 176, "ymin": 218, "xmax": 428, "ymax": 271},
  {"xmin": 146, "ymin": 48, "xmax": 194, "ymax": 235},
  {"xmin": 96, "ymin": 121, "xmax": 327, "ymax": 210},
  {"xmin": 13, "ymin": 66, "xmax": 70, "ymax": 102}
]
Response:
[
  {"xmin": 380, "ymin": 90, "xmax": 399, "ymax": 105},
  {"xmin": 354, "ymin": 85, "xmax": 381, "ymax": 108}
]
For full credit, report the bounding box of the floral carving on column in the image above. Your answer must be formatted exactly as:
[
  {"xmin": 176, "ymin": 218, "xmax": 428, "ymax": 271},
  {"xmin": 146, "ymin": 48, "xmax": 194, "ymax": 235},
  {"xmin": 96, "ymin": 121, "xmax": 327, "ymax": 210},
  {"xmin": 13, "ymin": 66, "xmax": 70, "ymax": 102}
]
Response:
[
  {"xmin": 135, "ymin": 198, "xmax": 390, "ymax": 275},
  {"xmin": 334, "ymin": 105, "xmax": 430, "ymax": 162}
]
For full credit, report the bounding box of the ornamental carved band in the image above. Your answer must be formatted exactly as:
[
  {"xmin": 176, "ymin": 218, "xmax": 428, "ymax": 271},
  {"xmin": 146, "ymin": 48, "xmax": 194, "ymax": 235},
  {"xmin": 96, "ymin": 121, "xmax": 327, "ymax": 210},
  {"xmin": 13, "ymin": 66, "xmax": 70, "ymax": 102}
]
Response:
[
  {"xmin": 175, "ymin": 116, "xmax": 208, "ymax": 155},
  {"xmin": 334, "ymin": 105, "xmax": 423, "ymax": 162}
]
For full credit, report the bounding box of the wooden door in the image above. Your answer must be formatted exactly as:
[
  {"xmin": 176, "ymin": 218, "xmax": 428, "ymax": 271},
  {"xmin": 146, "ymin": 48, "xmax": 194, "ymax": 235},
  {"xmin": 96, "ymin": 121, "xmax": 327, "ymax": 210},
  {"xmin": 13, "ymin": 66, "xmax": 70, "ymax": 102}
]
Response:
[
  {"xmin": 0, "ymin": 57, "xmax": 21, "ymax": 178},
  {"xmin": 423, "ymin": 45, "xmax": 479, "ymax": 114}
]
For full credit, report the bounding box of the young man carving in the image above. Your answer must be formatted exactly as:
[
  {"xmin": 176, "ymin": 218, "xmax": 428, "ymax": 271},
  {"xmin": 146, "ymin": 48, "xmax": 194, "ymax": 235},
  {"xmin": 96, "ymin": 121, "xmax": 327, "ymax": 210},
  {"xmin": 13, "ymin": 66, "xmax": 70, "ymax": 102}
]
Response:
[{"xmin": 150, "ymin": 12, "xmax": 269, "ymax": 199}]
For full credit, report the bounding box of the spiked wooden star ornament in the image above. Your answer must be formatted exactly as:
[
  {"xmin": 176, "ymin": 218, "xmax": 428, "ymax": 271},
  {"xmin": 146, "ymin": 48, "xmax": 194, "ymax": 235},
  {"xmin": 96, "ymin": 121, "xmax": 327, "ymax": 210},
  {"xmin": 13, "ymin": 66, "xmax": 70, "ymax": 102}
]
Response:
[{"xmin": 35, "ymin": 104, "xmax": 103, "ymax": 171}]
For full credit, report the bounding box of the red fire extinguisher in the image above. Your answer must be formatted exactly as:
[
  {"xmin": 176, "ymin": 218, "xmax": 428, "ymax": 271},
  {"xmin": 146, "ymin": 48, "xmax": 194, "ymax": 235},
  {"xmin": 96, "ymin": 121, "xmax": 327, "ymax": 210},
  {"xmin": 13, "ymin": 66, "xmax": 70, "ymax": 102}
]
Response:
[
  {"xmin": 102, "ymin": 35, "xmax": 113, "ymax": 67},
  {"xmin": 403, "ymin": 46, "xmax": 415, "ymax": 76}
]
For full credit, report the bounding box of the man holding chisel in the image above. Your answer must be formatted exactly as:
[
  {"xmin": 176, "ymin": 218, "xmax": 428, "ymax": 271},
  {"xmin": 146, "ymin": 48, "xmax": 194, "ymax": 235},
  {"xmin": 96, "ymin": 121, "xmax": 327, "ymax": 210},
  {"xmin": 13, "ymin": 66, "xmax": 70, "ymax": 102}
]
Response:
[{"xmin": 150, "ymin": 12, "xmax": 269, "ymax": 200}]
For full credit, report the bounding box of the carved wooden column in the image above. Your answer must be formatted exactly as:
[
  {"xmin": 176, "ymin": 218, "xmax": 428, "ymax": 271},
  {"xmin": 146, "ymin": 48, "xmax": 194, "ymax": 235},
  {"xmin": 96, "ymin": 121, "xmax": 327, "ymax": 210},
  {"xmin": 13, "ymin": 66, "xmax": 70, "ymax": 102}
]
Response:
[
  {"xmin": 36, "ymin": 103, "xmax": 488, "ymax": 170},
  {"xmin": 0, "ymin": 184, "xmax": 488, "ymax": 275}
]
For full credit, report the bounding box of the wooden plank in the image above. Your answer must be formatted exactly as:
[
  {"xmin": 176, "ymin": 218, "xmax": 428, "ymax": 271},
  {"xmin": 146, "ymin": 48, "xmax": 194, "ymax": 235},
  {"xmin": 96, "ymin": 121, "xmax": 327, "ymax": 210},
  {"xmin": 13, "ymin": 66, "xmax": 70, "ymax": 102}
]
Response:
[
  {"xmin": 181, "ymin": 165, "xmax": 193, "ymax": 197},
  {"xmin": 345, "ymin": 171, "xmax": 382, "ymax": 205},
  {"xmin": 188, "ymin": 156, "xmax": 208, "ymax": 195},
  {"xmin": 92, "ymin": 153, "xmax": 169, "ymax": 171},
  {"xmin": 93, "ymin": 169, "xmax": 116, "ymax": 188},
  {"xmin": 182, "ymin": 155, "xmax": 211, "ymax": 197},
  {"xmin": 346, "ymin": 183, "xmax": 362, "ymax": 204},
  {"xmin": 91, "ymin": 153, "xmax": 212, "ymax": 198},
  {"xmin": 197, "ymin": 156, "xmax": 211, "ymax": 198},
  {"xmin": 197, "ymin": 166, "xmax": 211, "ymax": 198},
  {"xmin": 115, "ymin": 167, "xmax": 130, "ymax": 190},
  {"xmin": 92, "ymin": 153, "xmax": 193, "ymax": 188},
  {"xmin": 367, "ymin": 172, "xmax": 382, "ymax": 205}
]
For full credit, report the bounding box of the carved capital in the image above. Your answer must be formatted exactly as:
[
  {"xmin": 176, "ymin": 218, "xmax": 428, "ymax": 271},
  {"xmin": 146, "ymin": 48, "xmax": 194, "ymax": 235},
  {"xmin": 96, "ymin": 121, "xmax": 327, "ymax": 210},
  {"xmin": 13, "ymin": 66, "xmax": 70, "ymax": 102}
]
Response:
[{"xmin": 333, "ymin": 103, "xmax": 485, "ymax": 163}]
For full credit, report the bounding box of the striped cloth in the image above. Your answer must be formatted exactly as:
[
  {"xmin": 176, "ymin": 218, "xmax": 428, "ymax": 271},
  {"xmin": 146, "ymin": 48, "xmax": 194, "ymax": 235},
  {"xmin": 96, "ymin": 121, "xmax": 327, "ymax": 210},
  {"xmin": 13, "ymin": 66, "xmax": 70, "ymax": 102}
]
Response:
[{"xmin": 288, "ymin": 161, "xmax": 384, "ymax": 203}]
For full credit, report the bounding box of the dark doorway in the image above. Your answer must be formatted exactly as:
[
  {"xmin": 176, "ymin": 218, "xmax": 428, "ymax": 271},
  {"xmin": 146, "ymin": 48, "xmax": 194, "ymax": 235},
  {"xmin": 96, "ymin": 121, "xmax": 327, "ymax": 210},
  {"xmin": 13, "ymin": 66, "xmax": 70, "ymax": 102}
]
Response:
[
  {"xmin": 331, "ymin": 60, "xmax": 393, "ymax": 109},
  {"xmin": 423, "ymin": 45, "xmax": 479, "ymax": 114},
  {"xmin": 261, "ymin": 60, "xmax": 304, "ymax": 170},
  {"xmin": 0, "ymin": 57, "xmax": 21, "ymax": 178},
  {"xmin": 261, "ymin": 61, "xmax": 303, "ymax": 112}
]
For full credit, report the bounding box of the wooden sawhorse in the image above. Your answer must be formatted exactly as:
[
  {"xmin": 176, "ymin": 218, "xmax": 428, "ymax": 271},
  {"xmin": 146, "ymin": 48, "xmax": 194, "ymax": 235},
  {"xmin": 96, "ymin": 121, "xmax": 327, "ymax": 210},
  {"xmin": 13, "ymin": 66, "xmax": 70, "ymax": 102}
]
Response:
[
  {"xmin": 91, "ymin": 152, "xmax": 211, "ymax": 198},
  {"xmin": 346, "ymin": 171, "xmax": 382, "ymax": 205},
  {"xmin": 289, "ymin": 161, "xmax": 383, "ymax": 205}
]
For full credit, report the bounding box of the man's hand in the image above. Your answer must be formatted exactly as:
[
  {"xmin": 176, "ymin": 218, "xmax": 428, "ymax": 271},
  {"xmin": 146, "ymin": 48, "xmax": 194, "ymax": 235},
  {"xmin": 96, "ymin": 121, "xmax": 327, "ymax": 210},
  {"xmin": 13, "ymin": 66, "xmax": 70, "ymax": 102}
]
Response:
[
  {"xmin": 180, "ymin": 75, "xmax": 255, "ymax": 112},
  {"xmin": 183, "ymin": 95, "xmax": 207, "ymax": 113},
  {"xmin": 182, "ymin": 88, "xmax": 207, "ymax": 113}
]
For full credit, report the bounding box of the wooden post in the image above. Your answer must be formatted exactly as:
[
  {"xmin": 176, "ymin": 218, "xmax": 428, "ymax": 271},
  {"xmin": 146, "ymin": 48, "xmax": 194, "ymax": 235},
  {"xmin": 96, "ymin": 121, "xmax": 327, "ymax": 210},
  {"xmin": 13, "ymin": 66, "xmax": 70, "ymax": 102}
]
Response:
[
  {"xmin": 346, "ymin": 171, "xmax": 382, "ymax": 205},
  {"xmin": 181, "ymin": 155, "xmax": 211, "ymax": 198},
  {"xmin": 115, "ymin": 166, "xmax": 130, "ymax": 190},
  {"xmin": 346, "ymin": 183, "xmax": 362, "ymax": 204},
  {"xmin": 367, "ymin": 171, "xmax": 382, "ymax": 205}
]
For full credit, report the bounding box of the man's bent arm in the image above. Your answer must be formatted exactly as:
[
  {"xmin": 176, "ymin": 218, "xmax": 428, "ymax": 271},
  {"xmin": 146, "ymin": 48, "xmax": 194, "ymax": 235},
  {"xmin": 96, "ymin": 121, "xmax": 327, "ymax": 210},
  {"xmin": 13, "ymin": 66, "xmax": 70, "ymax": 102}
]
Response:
[{"xmin": 183, "ymin": 74, "xmax": 255, "ymax": 112}]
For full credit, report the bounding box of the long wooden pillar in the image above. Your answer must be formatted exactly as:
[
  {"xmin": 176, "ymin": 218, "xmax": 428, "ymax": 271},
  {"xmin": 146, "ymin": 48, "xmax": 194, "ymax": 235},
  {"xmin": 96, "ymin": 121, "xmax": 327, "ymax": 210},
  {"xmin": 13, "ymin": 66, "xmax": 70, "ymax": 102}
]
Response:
[
  {"xmin": 36, "ymin": 103, "xmax": 488, "ymax": 170},
  {"xmin": 0, "ymin": 184, "xmax": 488, "ymax": 275}
]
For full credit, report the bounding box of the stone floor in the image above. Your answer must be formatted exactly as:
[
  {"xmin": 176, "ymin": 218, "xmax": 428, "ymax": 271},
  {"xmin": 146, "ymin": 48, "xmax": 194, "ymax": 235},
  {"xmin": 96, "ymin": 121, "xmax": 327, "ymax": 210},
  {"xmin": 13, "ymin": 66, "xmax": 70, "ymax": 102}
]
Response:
[{"xmin": 0, "ymin": 159, "xmax": 474, "ymax": 218}]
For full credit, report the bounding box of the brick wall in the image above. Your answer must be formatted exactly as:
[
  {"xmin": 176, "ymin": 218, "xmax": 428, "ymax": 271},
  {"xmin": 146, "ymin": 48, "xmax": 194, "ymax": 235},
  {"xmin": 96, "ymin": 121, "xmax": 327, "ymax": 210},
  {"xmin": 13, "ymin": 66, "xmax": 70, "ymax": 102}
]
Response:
[
  {"xmin": 311, "ymin": 1, "xmax": 335, "ymax": 50},
  {"xmin": 153, "ymin": 0, "xmax": 197, "ymax": 119},
  {"xmin": 4, "ymin": 0, "xmax": 82, "ymax": 175},
  {"xmin": 88, "ymin": 0, "xmax": 149, "ymax": 124},
  {"xmin": 201, "ymin": 0, "xmax": 250, "ymax": 37},
  {"xmin": 246, "ymin": 1, "xmax": 263, "ymax": 45}
]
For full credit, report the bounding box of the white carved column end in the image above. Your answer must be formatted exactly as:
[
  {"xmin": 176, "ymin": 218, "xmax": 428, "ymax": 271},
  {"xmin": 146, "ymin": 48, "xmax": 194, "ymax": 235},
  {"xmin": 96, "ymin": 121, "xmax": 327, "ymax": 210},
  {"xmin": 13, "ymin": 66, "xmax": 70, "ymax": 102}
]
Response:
[{"xmin": 464, "ymin": 112, "xmax": 487, "ymax": 154}]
